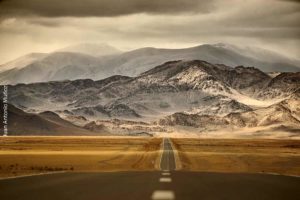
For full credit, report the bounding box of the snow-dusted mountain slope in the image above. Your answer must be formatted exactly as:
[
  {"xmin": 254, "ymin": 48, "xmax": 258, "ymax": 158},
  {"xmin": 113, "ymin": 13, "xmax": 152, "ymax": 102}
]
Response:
[
  {"xmin": 158, "ymin": 89, "xmax": 300, "ymax": 130},
  {"xmin": 0, "ymin": 43, "xmax": 299, "ymax": 84},
  {"xmin": 7, "ymin": 60, "xmax": 300, "ymax": 122}
]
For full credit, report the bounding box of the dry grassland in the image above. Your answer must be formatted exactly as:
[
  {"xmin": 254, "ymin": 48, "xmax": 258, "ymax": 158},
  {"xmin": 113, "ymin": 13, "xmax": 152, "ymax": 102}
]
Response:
[
  {"xmin": 172, "ymin": 138, "xmax": 300, "ymax": 176},
  {"xmin": 0, "ymin": 136, "xmax": 162, "ymax": 178}
]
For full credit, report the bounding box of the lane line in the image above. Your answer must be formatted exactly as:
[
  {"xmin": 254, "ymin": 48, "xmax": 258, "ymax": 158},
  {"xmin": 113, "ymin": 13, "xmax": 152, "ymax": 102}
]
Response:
[
  {"xmin": 151, "ymin": 190, "xmax": 175, "ymax": 200},
  {"xmin": 169, "ymin": 138, "xmax": 181, "ymax": 170},
  {"xmin": 168, "ymin": 138, "xmax": 175, "ymax": 170},
  {"xmin": 166, "ymin": 139, "xmax": 169, "ymax": 170},
  {"xmin": 159, "ymin": 138, "xmax": 166, "ymax": 170},
  {"xmin": 153, "ymin": 138, "xmax": 176, "ymax": 199},
  {"xmin": 160, "ymin": 138, "xmax": 176, "ymax": 171},
  {"xmin": 159, "ymin": 177, "xmax": 172, "ymax": 183},
  {"xmin": 0, "ymin": 171, "xmax": 66, "ymax": 180},
  {"xmin": 258, "ymin": 172, "xmax": 300, "ymax": 178}
]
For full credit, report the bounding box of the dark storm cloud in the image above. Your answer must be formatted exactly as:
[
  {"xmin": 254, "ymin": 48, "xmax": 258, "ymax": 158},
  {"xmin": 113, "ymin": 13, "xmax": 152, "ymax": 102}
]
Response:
[{"xmin": 0, "ymin": 0, "xmax": 215, "ymax": 17}]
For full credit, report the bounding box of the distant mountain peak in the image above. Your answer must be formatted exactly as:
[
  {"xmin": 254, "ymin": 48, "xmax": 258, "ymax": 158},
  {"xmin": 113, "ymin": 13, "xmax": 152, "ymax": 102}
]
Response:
[
  {"xmin": 57, "ymin": 42, "xmax": 121, "ymax": 57},
  {"xmin": 1, "ymin": 42, "xmax": 299, "ymax": 85},
  {"xmin": 0, "ymin": 52, "xmax": 46, "ymax": 73}
]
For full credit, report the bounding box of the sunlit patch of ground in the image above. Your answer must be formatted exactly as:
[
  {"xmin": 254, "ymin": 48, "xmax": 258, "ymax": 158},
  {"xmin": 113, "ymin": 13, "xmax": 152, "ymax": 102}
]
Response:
[
  {"xmin": 0, "ymin": 136, "xmax": 162, "ymax": 178},
  {"xmin": 172, "ymin": 138, "xmax": 300, "ymax": 176}
]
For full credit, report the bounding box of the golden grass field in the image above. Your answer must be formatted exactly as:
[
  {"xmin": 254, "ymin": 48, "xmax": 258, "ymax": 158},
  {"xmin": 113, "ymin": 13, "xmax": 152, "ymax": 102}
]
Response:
[
  {"xmin": 0, "ymin": 136, "xmax": 300, "ymax": 178},
  {"xmin": 0, "ymin": 136, "xmax": 162, "ymax": 178},
  {"xmin": 172, "ymin": 138, "xmax": 300, "ymax": 176}
]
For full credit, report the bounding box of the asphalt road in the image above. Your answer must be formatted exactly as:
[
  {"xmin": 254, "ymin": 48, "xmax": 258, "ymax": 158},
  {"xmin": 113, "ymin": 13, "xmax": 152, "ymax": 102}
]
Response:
[
  {"xmin": 0, "ymin": 171, "xmax": 299, "ymax": 200},
  {"xmin": 0, "ymin": 138, "xmax": 299, "ymax": 200},
  {"xmin": 160, "ymin": 138, "xmax": 176, "ymax": 171}
]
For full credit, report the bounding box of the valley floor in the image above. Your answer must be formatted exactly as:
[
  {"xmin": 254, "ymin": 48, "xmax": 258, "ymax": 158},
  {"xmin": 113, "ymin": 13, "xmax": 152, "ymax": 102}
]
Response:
[
  {"xmin": 0, "ymin": 136, "xmax": 299, "ymax": 178},
  {"xmin": 0, "ymin": 136, "xmax": 161, "ymax": 178},
  {"xmin": 173, "ymin": 138, "xmax": 300, "ymax": 176}
]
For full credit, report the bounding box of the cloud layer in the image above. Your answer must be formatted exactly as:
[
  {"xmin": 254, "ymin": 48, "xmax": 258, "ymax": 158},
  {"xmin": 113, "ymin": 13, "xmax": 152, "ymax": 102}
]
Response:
[
  {"xmin": 0, "ymin": 0, "xmax": 215, "ymax": 17},
  {"xmin": 0, "ymin": 0, "xmax": 299, "ymax": 64}
]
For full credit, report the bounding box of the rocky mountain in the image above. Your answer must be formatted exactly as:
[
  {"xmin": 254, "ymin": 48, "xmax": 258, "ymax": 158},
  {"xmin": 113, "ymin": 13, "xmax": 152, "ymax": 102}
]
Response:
[
  {"xmin": 0, "ymin": 43, "xmax": 299, "ymax": 84},
  {"xmin": 83, "ymin": 119, "xmax": 163, "ymax": 136},
  {"xmin": 0, "ymin": 103, "xmax": 98, "ymax": 136},
  {"xmin": 158, "ymin": 90, "xmax": 300, "ymax": 131},
  {"xmin": 228, "ymin": 89, "xmax": 300, "ymax": 127},
  {"xmin": 257, "ymin": 72, "xmax": 300, "ymax": 99},
  {"xmin": 7, "ymin": 60, "xmax": 299, "ymax": 124},
  {"xmin": 71, "ymin": 103, "xmax": 141, "ymax": 120},
  {"xmin": 157, "ymin": 113, "xmax": 227, "ymax": 127},
  {"xmin": 186, "ymin": 95, "xmax": 253, "ymax": 116},
  {"xmin": 2, "ymin": 58, "xmax": 300, "ymax": 137}
]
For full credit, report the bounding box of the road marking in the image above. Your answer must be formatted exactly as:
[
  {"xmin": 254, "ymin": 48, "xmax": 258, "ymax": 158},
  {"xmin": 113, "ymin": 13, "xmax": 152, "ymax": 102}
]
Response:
[
  {"xmin": 159, "ymin": 138, "xmax": 166, "ymax": 170},
  {"xmin": 162, "ymin": 172, "xmax": 170, "ymax": 176},
  {"xmin": 168, "ymin": 138, "xmax": 180, "ymax": 170},
  {"xmin": 159, "ymin": 177, "xmax": 172, "ymax": 182},
  {"xmin": 151, "ymin": 190, "xmax": 175, "ymax": 200},
  {"xmin": 160, "ymin": 138, "xmax": 177, "ymax": 171},
  {"xmin": 0, "ymin": 171, "xmax": 66, "ymax": 180},
  {"xmin": 258, "ymin": 172, "xmax": 300, "ymax": 178}
]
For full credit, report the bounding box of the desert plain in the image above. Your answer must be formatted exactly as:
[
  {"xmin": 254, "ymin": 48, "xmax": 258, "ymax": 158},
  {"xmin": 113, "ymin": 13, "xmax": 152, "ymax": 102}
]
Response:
[
  {"xmin": 0, "ymin": 136, "xmax": 161, "ymax": 178},
  {"xmin": 0, "ymin": 136, "xmax": 299, "ymax": 178}
]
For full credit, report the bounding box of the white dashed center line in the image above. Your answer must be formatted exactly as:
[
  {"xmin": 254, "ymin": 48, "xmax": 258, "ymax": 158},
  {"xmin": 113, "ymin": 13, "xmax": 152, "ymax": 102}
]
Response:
[
  {"xmin": 159, "ymin": 177, "xmax": 172, "ymax": 183},
  {"xmin": 151, "ymin": 138, "xmax": 176, "ymax": 199},
  {"xmin": 151, "ymin": 190, "xmax": 175, "ymax": 200}
]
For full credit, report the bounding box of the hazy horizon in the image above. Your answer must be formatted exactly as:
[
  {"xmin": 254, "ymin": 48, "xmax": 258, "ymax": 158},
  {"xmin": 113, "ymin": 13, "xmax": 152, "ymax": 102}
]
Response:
[{"xmin": 3, "ymin": 41, "xmax": 300, "ymax": 66}]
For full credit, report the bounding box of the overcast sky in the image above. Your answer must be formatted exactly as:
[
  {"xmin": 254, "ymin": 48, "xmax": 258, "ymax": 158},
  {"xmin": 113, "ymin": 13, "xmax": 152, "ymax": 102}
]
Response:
[{"xmin": 0, "ymin": 0, "xmax": 299, "ymax": 64}]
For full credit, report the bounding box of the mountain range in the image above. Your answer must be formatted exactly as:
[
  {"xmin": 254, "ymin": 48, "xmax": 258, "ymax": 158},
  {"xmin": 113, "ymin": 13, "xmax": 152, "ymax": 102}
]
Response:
[
  {"xmin": 4, "ymin": 59, "xmax": 300, "ymax": 137},
  {"xmin": 1, "ymin": 43, "xmax": 299, "ymax": 137},
  {"xmin": 158, "ymin": 89, "xmax": 300, "ymax": 128},
  {"xmin": 0, "ymin": 43, "xmax": 299, "ymax": 85}
]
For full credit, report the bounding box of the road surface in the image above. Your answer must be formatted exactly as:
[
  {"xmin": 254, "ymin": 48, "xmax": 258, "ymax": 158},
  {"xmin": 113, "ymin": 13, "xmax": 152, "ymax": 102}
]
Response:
[
  {"xmin": 0, "ymin": 171, "xmax": 299, "ymax": 200},
  {"xmin": 160, "ymin": 138, "xmax": 176, "ymax": 171},
  {"xmin": 0, "ymin": 138, "xmax": 299, "ymax": 200}
]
